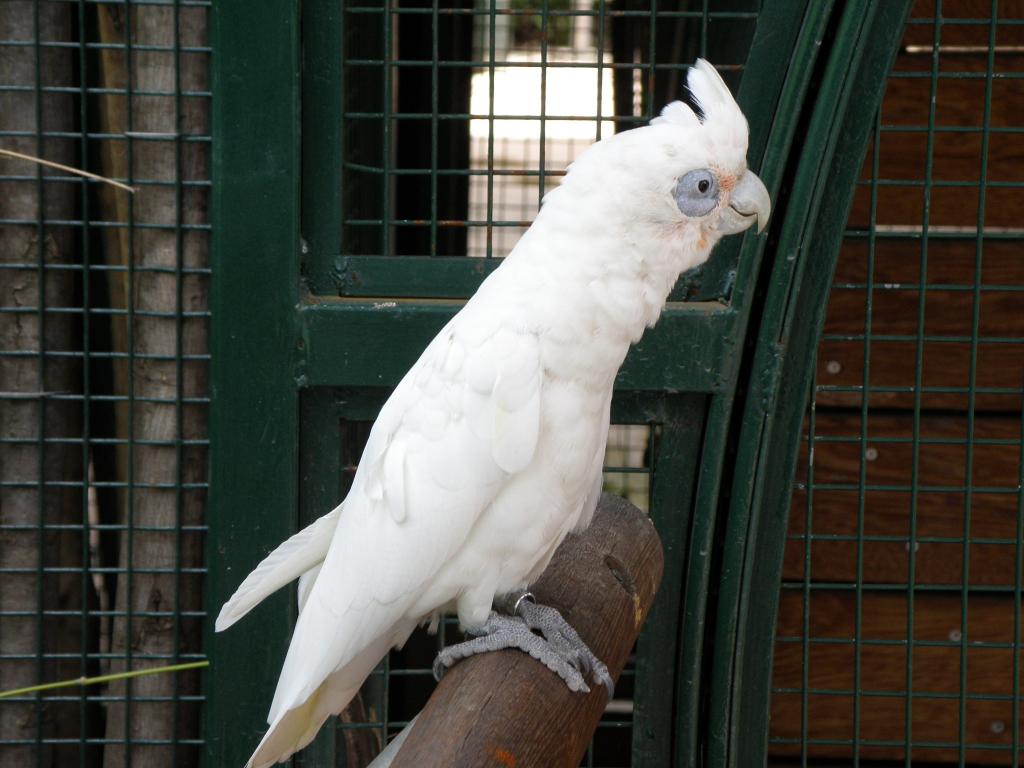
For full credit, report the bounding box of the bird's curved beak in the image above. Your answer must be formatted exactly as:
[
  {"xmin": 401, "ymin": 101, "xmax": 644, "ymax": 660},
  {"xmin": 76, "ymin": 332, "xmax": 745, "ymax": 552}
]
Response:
[{"xmin": 719, "ymin": 169, "xmax": 771, "ymax": 235}]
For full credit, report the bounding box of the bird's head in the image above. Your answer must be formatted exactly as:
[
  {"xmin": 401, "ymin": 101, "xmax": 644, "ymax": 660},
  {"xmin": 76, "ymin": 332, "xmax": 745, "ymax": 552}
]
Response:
[
  {"xmin": 649, "ymin": 59, "xmax": 770, "ymax": 239},
  {"xmin": 551, "ymin": 59, "xmax": 770, "ymax": 272}
]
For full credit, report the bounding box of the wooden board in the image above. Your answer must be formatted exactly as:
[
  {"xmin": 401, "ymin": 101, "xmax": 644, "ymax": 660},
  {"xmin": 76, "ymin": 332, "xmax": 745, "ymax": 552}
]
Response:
[
  {"xmin": 770, "ymin": 591, "xmax": 1023, "ymax": 764},
  {"xmin": 832, "ymin": 238, "xmax": 1024, "ymax": 291},
  {"xmin": 847, "ymin": 21, "xmax": 1024, "ymax": 231},
  {"xmin": 824, "ymin": 271, "xmax": 1024, "ymax": 342},
  {"xmin": 814, "ymin": 339, "xmax": 1024, "ymax": 412},
  {"xmin": 793, "ymin": 411, "xmax": 1020, "ymax": 489},
  {"xmin": 816, "ymin": 244, "xmax": 1024, "ymax": 413},
  {"xmin": 815, "ymin": 4, "xmax": 1024, "ymax": 412},
  {"xmin": 816, "ymin": 241, "xmax": 1024, "ymax": 412},
  {"xmin": 785, "ymin": 411, "xmax": 1020, "ymax": 587}
]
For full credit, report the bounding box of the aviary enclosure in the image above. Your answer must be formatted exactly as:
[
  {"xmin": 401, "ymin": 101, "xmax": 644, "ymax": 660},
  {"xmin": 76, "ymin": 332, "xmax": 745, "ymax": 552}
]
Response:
[{"xmin": 0, "ymin": 1, "xmax": 1021, "ymax": 766}]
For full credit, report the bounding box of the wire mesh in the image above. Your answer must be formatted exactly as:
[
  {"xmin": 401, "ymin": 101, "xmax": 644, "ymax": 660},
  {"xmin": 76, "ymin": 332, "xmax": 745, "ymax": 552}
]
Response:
[
  {"xmin": 772, "ymin": 1, "xmax": 1024, "ymax": 765},
  {"xmin": 0, "ymin": 1, "xmax": 210, "ymax": 765},
  {"xmin": 335, "ymin": 0, "xmax": 758, "ymax": 271},
  {"xmin": 21, "ymin": 1, "xmax": 1009, "ymax": 766}
]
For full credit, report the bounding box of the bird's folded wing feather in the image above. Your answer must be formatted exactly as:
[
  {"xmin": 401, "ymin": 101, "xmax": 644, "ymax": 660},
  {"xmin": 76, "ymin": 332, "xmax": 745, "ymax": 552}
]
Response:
[
  {"xmin": 265, "ymin": 302, "xmax": 544, "ymax": 722},
  {"xmin": 215, "ymin": 503, "xmax": 344, "ymax": 631}
]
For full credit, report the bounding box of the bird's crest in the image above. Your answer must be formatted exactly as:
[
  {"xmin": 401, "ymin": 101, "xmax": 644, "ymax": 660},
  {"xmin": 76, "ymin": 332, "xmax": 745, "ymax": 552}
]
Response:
[{"xmin": 651, "ymin": 59, "xmax": 748, "ymax": 157}]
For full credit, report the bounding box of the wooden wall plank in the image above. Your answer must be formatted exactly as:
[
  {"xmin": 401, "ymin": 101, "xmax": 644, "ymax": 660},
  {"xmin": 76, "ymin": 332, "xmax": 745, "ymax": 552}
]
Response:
[
  {"xmin": 771, "ymin": 592, "xmax": 1022, "ymax": 764},
  {"xmin": 771, "ymin": 2, "xmax": 1024, "ymax": 764},
  {"xmin": 784, "ymin": 412, "xmax": 1019, "ymax": 587}
]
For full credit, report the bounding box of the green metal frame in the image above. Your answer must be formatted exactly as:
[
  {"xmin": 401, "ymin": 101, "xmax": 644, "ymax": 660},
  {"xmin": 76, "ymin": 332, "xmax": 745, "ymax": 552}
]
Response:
[
  {"xmin": 204, "ymin": 2, "xmax": 301, "ymax": 765},
  {"xmin": 204, "ymin": 1, "xmax": 912, "ymax": 765}
]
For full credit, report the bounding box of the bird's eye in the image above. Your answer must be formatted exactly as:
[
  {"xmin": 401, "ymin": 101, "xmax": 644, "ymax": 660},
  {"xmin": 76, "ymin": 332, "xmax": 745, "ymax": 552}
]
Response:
[{"xmin": 675, "ymin": 169, "xmax": 719, "ymax": 218}]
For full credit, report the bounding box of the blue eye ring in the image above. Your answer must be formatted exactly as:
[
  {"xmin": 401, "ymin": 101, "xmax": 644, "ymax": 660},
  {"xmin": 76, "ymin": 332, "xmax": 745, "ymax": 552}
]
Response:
[{"xmin": 675, "ymin": 169, "xmax": 720, "ymax": 218}]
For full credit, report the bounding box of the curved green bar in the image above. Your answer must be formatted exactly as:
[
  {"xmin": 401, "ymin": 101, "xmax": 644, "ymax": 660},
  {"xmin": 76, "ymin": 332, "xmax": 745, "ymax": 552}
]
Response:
[{"xmin": 672, "ymin": 2, "xmax": 836, "ymax": 766}]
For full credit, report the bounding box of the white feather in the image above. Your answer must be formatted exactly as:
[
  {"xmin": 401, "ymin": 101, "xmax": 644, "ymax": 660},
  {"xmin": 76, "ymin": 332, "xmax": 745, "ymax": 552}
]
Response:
[
  {"xmin": 296, "ymin": 563, "xmax": 321, "ymax": 613},
  {"xmin": 651, "ymin": 99, "xmax": 700, "ymax": 129},
  {"xmin": 214, "ymin": 504, "xmax": 343, "ymax": 632}
]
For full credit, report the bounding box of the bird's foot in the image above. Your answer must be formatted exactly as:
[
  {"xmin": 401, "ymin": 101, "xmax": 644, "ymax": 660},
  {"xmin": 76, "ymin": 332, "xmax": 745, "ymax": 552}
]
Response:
[{"xmin": 432, "ymin": 593, "xmax": 613, "ymax": 696}]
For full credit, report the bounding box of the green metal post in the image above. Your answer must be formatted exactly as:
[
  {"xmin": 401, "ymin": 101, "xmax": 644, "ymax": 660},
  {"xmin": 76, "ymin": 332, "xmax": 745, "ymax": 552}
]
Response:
[
  {"xmin": 204, "ymin": 2, "xmax": 303, "ymax": 766},
  {"xmin": 302, "ymin": 0, "xmax": 345, "ymax": 294}
]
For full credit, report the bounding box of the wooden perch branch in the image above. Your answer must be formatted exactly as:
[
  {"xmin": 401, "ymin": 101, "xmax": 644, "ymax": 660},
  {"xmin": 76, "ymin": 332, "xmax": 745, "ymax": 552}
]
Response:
[{"xmin": 390, "ymin": 493, "xmax": 664, "ymax": 768}]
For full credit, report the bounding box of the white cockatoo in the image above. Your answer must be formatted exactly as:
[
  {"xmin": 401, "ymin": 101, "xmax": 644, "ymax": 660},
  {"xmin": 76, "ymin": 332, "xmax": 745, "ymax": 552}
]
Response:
[{"xmin": 216, "ymin": 59, "xmax": 770, "ymax": 767}]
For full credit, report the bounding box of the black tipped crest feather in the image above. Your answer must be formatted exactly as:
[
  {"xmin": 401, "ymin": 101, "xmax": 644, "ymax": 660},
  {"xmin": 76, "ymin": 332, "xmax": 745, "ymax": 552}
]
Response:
[{"xmin": 681, "ymin": 81, "xmax": 706, "ymax": 123}]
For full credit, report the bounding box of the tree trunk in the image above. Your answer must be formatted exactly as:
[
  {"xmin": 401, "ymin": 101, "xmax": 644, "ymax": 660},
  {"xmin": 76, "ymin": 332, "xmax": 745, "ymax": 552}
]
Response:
[
  {"xmin": 0, "ymin": 3, "xmax": 86, "ymax": 766},
  {"xmin": 94, "ymin": 4, "xmax": 209, "ymax": 767}
]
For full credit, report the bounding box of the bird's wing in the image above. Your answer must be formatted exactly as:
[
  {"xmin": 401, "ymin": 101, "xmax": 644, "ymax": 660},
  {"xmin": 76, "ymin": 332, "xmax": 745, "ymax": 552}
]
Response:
[
  {"xmin": 259, "ymin": 301, "xmax": 543, "ymax": 743},
  {"xmin": 214, "ymin": 503, "xmax": 343, "ymax": 631}
]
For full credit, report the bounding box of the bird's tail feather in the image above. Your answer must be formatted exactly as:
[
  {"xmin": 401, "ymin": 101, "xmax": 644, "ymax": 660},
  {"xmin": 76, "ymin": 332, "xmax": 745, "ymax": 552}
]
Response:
[
  {"xmin": 245, "ymin": 686, "xmax": 330, "ymax": 768},
  {"xmin": 215, "ymin": 503, "xmax": 343, "ymax": 632},
  {"xmin": 366, "ymin": 713, "xmax": 420, "ymax": 767},
  {"xmin": 248, "ymin": 632, "xmax": 400, "ymax": 767}
]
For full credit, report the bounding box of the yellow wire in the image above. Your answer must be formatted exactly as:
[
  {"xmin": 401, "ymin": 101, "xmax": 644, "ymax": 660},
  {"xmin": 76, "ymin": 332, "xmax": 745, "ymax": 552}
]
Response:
[{"xmin": 0, "ymin": 660, "xmax": 209, "ymax": 699}]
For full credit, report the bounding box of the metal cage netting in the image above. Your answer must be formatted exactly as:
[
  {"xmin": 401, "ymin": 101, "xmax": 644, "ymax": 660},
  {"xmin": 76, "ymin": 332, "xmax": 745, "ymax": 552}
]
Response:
[
  {"xmin": 773, "ymin": 2, "xmax": 1024, "ymax": 764},
  {"xmin": 0, "ymin": 1, "xmax": 210, "ymax": 765}
]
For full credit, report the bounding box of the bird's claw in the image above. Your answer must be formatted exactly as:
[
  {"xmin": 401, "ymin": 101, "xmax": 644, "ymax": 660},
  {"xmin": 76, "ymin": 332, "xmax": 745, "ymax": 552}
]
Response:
[
  {"xmin": 518, "ymin": 600, "xmax": 614, "ymax": 697},
  {"xmin": 433, "ymin": 599, "xmax": 613, "ymax": 697}
]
